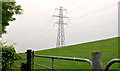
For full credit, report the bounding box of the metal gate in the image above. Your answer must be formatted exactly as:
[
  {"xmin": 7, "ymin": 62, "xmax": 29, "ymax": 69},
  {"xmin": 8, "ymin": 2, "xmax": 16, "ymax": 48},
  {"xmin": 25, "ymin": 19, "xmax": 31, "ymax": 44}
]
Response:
[{"xmin": 26, "ymin": 50, "xmax": 120, "ymax": 71}]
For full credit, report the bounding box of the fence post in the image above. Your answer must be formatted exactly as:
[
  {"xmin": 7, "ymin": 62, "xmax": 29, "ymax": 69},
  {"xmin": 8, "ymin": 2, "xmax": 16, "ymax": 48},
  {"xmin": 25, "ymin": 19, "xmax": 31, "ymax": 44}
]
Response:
[
  {"xmin": 92, "ymin": 52, "xmax": 102, "ymax": 71},
  {"xmin": 27, "ymin": 49, "xmax": 33, "ymax": 71}
]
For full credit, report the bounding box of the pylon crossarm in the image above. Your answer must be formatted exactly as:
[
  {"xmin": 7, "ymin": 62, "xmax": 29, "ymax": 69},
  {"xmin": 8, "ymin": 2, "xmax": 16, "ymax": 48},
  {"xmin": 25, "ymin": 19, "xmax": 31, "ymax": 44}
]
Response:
[{"xmin": 52, "ymin": 15, "xmax": 59, "ymax": 17}]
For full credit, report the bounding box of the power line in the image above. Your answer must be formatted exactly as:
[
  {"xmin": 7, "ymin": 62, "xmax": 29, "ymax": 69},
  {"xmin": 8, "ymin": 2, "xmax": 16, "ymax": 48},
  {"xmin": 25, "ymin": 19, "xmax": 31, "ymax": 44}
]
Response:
[
  {"xmin": 71, "ymin": 12, "xmax": 117, "ymax": 25},
  {"xmin": 70, "ymin": 1, "xmax": 92, "ymax": 12},
  {"xmin": 71, "ymin": 3, "xmax": 117, "ymax": 21},
  {"xmin": 21, "ymin": 24, "xmax": 53, "ymax": 48}
]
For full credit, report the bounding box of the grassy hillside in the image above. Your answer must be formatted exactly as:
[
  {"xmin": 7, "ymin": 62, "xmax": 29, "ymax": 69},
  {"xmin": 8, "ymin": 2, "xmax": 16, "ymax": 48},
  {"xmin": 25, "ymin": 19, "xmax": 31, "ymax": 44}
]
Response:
[{"xmin": 11, "ymin": 37, "xmax": 119, "ymax": 70}]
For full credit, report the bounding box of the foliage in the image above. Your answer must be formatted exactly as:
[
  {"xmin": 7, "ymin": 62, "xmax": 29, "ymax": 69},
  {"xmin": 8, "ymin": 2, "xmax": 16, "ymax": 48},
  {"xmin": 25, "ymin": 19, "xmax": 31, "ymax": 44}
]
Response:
[
  {"xmin": 20, "ymin": 62, "xmax": 27, "ymax": 71},
  {"xmin": 0, "ymin": 41, "xmax": 21, "ymax": 71},
  {"xmin": 0, "ymin": 0, "xmax": 23, "ymax": 37}
]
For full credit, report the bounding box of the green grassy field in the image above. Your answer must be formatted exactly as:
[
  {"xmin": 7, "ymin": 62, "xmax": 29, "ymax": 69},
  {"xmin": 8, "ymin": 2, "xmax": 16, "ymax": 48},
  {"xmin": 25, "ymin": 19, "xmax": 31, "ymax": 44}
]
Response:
[{"xmin": 11, "ymin": 37, "xmax": 119, "ymax": 70}]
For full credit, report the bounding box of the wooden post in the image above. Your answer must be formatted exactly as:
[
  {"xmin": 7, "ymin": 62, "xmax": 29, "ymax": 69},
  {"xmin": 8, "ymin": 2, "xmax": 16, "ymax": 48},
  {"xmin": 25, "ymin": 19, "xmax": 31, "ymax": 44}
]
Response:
[
  {"xmin": 27, "ymin": 50, "xmax": 32, "ymax": 71},
  {"xmin": 92, "ymin": 52, "xmax": 102, "ymax": 71},
  {"xmin": 33, "ymin": 50, "xmax": 34, "ymax": 71}
]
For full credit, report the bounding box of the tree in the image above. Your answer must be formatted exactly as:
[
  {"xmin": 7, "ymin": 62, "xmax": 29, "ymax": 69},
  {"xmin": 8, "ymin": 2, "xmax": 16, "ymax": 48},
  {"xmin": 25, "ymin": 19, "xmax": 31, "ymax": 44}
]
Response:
[
  {"xmin": 0, "ymin": 0, "xmax": 23, "ymax": 70},
  {"xmin": 0, "ymin": 0, "xmax": 23, "ymax": 37}
]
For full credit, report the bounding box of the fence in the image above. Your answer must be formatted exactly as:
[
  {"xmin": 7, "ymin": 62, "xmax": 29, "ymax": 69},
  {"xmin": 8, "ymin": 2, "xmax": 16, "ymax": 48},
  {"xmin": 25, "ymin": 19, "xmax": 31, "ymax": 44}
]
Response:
[{"xmin": 26, "ymin": 49, "xmax": 120, "ymax": 71}]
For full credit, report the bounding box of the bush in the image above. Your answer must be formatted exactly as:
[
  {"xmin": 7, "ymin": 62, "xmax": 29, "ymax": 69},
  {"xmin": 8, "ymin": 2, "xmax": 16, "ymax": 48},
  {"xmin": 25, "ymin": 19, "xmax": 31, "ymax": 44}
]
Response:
[
  {"xmin": 20, "ymin": 62, "xmax": 27, "ymax": 71},
  {"xmin": 0, "ymin": 41, "xmax": 21, "ymax": 71}
]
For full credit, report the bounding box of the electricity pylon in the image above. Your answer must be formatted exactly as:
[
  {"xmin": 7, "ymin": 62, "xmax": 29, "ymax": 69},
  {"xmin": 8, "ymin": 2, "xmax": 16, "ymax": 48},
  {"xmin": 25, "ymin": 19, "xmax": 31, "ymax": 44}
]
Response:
[{"xmin": 53, "ymin": 6, "xmax": 68, "ymax": 47}]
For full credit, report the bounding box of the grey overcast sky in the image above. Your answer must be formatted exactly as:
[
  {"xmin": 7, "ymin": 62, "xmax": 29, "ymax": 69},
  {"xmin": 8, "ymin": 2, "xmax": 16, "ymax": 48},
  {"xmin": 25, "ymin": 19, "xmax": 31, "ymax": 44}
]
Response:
[{"xmin": 2, "ymin": 0, "xmax": 119, "ymax": 53}]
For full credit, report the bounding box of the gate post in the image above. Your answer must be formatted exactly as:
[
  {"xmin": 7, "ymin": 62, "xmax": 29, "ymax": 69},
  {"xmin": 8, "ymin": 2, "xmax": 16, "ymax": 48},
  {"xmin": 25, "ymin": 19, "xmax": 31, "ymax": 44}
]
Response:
[
  {"xmin": 92, "ymin": 52, "xmax": 102, "ymax": 71},
  {"xmin": 27, "ymin": 49, "xmax": 33, "ymax": 71},
  {"xmin": 33, "ymin": 50, "xmax": 34, "ymax": 71}
]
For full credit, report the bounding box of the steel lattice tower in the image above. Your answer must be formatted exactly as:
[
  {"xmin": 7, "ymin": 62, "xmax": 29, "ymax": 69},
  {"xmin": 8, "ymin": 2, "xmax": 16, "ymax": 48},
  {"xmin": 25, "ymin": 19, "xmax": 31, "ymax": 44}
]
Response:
[{"xmin": 53, "ymin": 6, "xmax": 68, "ymax": 47}]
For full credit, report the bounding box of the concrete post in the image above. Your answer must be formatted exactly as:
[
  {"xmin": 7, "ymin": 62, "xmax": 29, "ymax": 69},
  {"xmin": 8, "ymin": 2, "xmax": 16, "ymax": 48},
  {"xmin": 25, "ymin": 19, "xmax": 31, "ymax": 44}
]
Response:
[{"xmin": 92, "ymin": 52, "xmax": 102, "ymax": 71}]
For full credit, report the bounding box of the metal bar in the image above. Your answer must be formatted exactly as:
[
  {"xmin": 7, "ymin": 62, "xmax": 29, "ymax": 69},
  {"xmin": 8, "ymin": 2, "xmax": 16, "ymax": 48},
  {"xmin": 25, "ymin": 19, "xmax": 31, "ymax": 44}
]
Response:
[
  {"xmin": 104, "ymin": 59, "xmax": 120, "ymax": 71},
  {"xmin": 33, "ymin": 50, "xmax": 34, "ymax": 71},
  {"xmin": 34, "ymin": 55, "xmax": 92, "ymax": 66},
  {"xmin": 34, "ymin": 63, "xmax": 60, "ymax": 71},
  {"xmin": 52, "ymin": 58, "xmax": 54, "ymax": 71},
  {"xmin": 34, "ymin": 63, "xmax": 52, "ymax": 69}
]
